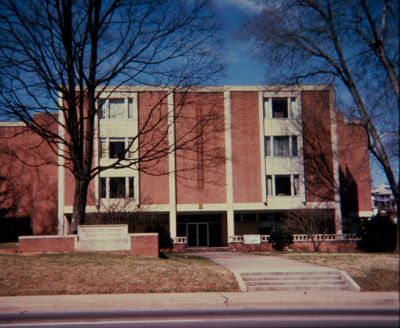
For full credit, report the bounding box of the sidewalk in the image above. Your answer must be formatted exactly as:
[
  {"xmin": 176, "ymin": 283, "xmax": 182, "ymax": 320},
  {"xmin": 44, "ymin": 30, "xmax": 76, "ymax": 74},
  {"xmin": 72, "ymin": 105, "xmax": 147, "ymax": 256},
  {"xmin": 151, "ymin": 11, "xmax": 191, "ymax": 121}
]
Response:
[{"xmin": 0, "ymin": 291, "xmax": 398, "ymax": 314}]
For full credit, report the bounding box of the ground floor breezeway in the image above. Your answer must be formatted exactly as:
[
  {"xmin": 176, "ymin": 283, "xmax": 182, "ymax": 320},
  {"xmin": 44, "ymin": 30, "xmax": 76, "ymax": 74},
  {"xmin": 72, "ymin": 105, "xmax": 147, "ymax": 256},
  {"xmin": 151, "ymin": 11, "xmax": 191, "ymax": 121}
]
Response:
[{"xmin": 65, "ymin": 208, "xmax": 344, "ymax": 247}]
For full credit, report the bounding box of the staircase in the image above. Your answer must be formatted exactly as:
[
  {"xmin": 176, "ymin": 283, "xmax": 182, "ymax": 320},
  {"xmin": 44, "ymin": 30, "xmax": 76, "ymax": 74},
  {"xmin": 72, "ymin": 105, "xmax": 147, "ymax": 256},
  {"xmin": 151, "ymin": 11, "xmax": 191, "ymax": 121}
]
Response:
[{"xmin": 238, "ymin": 270, "xmax": 359, "ymax": 292}]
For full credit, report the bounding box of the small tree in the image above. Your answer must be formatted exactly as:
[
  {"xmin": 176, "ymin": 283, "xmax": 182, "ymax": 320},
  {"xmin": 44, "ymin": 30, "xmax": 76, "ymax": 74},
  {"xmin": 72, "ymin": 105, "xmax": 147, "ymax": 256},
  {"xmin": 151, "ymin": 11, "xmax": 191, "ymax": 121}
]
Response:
[
  {"xmin": 269, "ymin": 229, "xmax": 294, "ymax": 251},
  {"xmin": 284, "ymin": 209, "xmax": 334, "ymax": 252},
  {"xmin": 358, "ymin": 212, "xmax": 397, "ymax": 252}
]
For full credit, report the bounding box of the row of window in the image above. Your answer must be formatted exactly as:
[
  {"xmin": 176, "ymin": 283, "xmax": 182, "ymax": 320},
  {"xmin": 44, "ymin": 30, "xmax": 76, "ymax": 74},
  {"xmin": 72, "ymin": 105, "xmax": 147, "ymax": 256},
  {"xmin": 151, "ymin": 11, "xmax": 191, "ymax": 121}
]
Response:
[
  {"xmin": 265, "ymin": 136, "xmax": 298, "ymax": 157},
  {"xmin": 98, "ymin": 97, "xmax": 295, "ymax": 120},
  {"xmin": 267, "ymin": 175, "xmax": 300, "ymax": 196},
  {"xmin": 99, "ymin": 98, "xmax": 135, "ymax": 120},
  {"xmin": 100, "ymin": 176, "xmax": 135, "ymax": 199},
  {"xmin": 100, "ymin": 138, "xmax": 134, "ymax": 160}
]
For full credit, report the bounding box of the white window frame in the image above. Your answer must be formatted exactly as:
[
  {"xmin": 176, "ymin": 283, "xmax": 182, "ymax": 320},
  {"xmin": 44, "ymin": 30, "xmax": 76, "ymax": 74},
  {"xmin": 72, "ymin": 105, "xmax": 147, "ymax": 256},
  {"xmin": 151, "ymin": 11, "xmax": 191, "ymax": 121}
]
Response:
[
  {"xmin": 98, "ymin": 97, "xmax": 135, "ymax": 120},
  {"xmin": 266, "ymin": 135, "xmax": 299, "ymax": 157},
  {"xmin": 266, "ymin": 174, "xmax": 301, "ymax": 197},
  {"xmin": 100, "ymin": 137, "xmax": 135, "ymax": 160},
  {"xmin": 100, "ymin": 176, "xmax": 135, "ymax": 199},
  {"xmin": 263, "ymin": 96, "xmax": 298, "ymax": 119}
]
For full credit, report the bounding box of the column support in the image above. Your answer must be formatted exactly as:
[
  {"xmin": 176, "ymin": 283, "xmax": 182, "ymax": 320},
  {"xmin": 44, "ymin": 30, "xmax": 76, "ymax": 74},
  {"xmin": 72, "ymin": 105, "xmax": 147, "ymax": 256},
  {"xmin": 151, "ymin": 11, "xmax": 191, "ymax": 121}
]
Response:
[
  {"xmin": 57, "ymin": 93, "xmax": 65, "ymax": 235},
  {"xmin": 224, "ymin": 90, "xmax": 234, "ymax": 239},
  {"xmin": 330, "ymin": 87, "xmax": 343, "ymax": 235},
  {"xmin": 168, "ymin": 92, "xmax": 177, "ymax": 239}
]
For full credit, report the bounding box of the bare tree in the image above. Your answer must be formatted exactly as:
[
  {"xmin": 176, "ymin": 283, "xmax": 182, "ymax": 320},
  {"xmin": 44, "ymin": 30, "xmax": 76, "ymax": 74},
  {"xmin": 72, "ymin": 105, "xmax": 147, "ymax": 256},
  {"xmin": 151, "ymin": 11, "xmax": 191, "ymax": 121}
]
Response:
[
  {"xmin": 285, "ymin": 209, "xmax": 334, "ymax": 252},
  {"xmin": 0, "ymin": 0, "xmax": 223, "ymax": 231},
  {"xmin": 245, "ymin": 0, "xmax": 399, "ymax": 219}
]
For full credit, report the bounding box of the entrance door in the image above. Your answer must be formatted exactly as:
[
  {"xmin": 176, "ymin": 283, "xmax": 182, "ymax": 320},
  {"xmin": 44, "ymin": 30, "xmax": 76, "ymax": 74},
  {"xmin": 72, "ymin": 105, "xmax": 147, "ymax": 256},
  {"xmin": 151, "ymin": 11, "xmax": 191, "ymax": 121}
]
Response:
[{"xmin": 187, "ymin": 223, "xmax": 208, "ymax": 247}]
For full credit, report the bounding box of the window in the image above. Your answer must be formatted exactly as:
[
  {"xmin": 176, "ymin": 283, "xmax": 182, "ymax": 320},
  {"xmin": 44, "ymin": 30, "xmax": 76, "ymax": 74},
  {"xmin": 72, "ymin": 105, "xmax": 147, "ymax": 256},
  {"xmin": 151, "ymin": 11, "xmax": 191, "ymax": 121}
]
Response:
[
  {"xmin": 128, "ymin": 177, "xmax": 134, "ymax": 198},
  {"xmin": 266, "ymin": 175, "xmax": 273, "ymax": 195},
  {"xmin": 128, "ymin": 99, "xmax": 134, "ymax": 119},
  {"xmin": 109, "ymin": 177, "xmax": 125, "ymax": 198},
  {"xmin": 291, "ymin": 136, "xmax": 298, "ymax": 156},
  {"xmin": 272, "ymin": 98, "xmax": 288, "ymax": 118},
  {"xmin": 99, "ymin": 98, "xmax": 134, "ymax": 120},
  {"xmin": 109, "ymin": 139, "xmax": 126, "ymax": 159},
  {"xmin": 100, "ymin": 177, "xmax": 107, "ymax": 198},
  {"xmin": 100, "ymin": 176, "xmax": 135, "ymax": 199},
  {"xmin": 274, "ymin": 136, "xmax": 289, "ymax": 156},
  {"xmin": 265, "ymin": 137, "xmax": 271, "ymax": 156},
  {"xmin": 293, "ymin": 175, "xmax": 300, "ymax": 195},
  {"xmin": 109, "ymin": 99, "xmax": 125, "ymax": 119},
  {"xmin": 275, "ymin": 175, "xmax": 291, "ymax": 195}
]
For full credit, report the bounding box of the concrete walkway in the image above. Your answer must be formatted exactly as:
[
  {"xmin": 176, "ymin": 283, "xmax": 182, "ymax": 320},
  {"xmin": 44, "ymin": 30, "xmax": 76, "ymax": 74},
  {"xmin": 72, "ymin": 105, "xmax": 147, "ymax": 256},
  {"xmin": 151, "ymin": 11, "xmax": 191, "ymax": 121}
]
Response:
[
  {"xmin": 194, "ymin": 251, "xmax": 333, "ymax": 272},
  {"xmin": 194, "ymin": 252, "xmax": 361, "ymax": 292}
]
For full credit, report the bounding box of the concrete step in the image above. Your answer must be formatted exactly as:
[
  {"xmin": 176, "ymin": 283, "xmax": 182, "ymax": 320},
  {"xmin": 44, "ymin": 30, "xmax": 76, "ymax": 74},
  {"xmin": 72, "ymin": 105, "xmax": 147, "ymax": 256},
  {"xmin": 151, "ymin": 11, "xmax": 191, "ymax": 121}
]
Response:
[
  {"xmin": 247, "ymin": 284, "xmax": 350, "ymax": 291},
  {"xmin": 242, "ymin": 274, "xmax": 343, "ymax": 282},
  {"xmin": 239, "ymin": 270, "xmax": 355, "ymax": 292},
  {"xmin": 185, "ymin": 247, "xmax": 231, "ymax": 252},
  {"xmin": 241, "ymin": 271, "xmax": 338, "ymax": 277},
  {"xmin": 246, "ymin": 279, "xmax": 346, "ymax": 286}
]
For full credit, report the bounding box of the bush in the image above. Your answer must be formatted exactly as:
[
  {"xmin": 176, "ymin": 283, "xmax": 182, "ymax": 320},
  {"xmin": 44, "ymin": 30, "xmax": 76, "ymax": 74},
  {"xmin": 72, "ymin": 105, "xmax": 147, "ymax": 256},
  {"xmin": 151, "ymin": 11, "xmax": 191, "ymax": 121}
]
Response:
[
  {"xmin": 269, "ymin": 230, "xmax": 294, "ymax": 251},
  {"xmin": 358, "ymin": 213, "xmax": 397, "ymax": 252}
]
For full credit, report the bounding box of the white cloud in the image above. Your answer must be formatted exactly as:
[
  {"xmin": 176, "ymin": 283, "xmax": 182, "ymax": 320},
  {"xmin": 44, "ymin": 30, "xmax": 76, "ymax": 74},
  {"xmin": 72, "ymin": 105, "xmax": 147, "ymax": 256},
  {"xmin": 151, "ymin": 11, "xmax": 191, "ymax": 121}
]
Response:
[{"xmin": 214, "ymin": 0, "xmax": 264, "ymax": 13}]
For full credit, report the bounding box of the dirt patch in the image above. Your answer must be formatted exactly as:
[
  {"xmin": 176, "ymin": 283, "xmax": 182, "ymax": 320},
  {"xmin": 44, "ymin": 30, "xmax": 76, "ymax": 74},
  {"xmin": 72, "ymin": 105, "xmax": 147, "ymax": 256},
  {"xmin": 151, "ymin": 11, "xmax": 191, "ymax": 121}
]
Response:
[{"xmin": 0, "ymin": 253, "xmax": 238, "ymax": 296}]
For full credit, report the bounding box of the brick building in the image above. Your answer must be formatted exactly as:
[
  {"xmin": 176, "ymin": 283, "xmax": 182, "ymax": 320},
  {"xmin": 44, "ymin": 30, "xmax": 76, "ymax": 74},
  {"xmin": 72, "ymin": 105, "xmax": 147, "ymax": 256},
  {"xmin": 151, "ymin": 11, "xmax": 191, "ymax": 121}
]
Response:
[{"xmin": 0, "ymin": 85, "xmax": 372, "ymax": 246}]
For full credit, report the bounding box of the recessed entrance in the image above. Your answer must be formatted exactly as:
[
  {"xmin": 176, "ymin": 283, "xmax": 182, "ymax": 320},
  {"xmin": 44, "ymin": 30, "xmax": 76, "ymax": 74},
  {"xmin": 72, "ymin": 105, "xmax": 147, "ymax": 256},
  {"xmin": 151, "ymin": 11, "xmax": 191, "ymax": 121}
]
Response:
[{"xmin": 177, "ymin": 214, "xmax": 226, "ymax": 247}]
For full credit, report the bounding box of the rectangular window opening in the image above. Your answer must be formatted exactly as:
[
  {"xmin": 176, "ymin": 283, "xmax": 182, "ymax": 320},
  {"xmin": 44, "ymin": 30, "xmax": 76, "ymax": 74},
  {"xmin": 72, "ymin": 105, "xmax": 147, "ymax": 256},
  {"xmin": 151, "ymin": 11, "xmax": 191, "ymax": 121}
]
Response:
[
  {"xmin": 100, "ymin": 177, "xmax": 107, "ymax": 198},
  {"xmin": 109, "ymin": 98, "xmax": 125, "ymax": 119},
  {"xmin": 291, "ymin": 136, "xmax": 298, "ymax": 156},
  {"xmin": 109, "ymin": 140, "xmax": 126, "ymax": 159},
  {"xmin": 275, "ymin": 175, "xmax": 291, "ymax": 196},
  {"xmin": 128, "ymin": 177, "xmax": 134, "ymax": 198},
  {"xmin": 272, "ymin": 98, "xmax": 288, "ymax": 118},
  {"xmin": 109, "ymin": 177, "xmax": 126, "ymax": 198},
  {"xmin": 265, "ymin": 136, "xmax": 271, "ymax": 156},
  {"xmin": 274, "ymin": 136, "xmax": 289, "ymax": 157}
]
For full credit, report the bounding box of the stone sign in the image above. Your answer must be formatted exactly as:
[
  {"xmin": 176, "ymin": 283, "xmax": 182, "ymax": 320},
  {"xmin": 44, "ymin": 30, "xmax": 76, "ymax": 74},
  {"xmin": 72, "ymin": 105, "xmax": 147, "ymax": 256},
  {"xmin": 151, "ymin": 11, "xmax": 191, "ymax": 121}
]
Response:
[
  {"xmin": 243, "ymin": 234, "xmax": 261, "ymax": 245},
  {"xmin": 76, "ymin": 225, "xmax": 130, "ymax": 251}
]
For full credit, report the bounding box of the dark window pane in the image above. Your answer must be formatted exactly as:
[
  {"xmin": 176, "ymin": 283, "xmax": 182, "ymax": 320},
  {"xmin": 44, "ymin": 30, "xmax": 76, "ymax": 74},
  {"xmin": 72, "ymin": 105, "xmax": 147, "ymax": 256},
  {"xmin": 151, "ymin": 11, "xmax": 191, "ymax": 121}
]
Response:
[
  {"xmin": 100, "ymin": 177, "xmax": 107, "ymax": 198},
  {"xmin": 109, "ymin": 141, "xmax": 125, "ymax": 159},
  {"xmin": 128, "ymin": 177, "xmax": 134, "ymax": 198},
  {"xmin": 274, "ymin": 136, "xmax": 289, "ymax": 156},
  {"xmin": 275, "ymin": 175, "xmax": 291, "ymax": 196},
  {"xmin": 265, "ymin": 136, "xmax": 271, "ymax": 156},
  {"xmin": 272, "ymin": 98, "xmax": 288, "ymax": 118},
  {"xmin": 291, "ymin": 136, "xmax": 298, "ymax": 156},
  {"xmin": 109, "ymin": 177, "xmax": 126, "ymax": 198}
]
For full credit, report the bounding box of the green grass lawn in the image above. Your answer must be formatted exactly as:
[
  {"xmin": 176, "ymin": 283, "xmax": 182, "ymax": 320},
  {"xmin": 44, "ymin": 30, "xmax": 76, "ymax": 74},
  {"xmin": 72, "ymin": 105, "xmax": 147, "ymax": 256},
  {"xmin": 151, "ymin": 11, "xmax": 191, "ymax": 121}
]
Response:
[
  {"xmin": 283, "ymin": 252, "xmax": 399, "ymax": 292},
  {"xmin": 0, "ymin": 253, "xmax": 238, "ymax": 296}
]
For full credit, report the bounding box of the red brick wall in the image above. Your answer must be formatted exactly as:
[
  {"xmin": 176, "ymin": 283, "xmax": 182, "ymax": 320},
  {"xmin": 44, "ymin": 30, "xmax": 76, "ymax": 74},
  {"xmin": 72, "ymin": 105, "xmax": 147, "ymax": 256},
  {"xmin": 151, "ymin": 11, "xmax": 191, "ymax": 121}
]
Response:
[
  {"xmin": 336, "ymin": 112, "xmax": 372, "ymax": 214},
  {"xmin": 130, "ymin": 233, "xmax": 159, "ymax": 257},
  {"xmin": 301, "ymin": 90, "xmax": 335, "ymax": 202},
  {"xmin": 18, "ymin": 236, "xmax": 76, "ymax": 253},
  {"xmin": 0, "ymin": 117, "xmax": 58, "ymax": 234},
  {"xmin": 138, "ymin": 92, "xmax": 169, "ymax": 205},
  {"xmin": 175, "ymin": 92, "xmax": 226, "ymax": 204},
  {"xmin": 231, "ymin": 91, "xmax": 262, "ymax": 203}
]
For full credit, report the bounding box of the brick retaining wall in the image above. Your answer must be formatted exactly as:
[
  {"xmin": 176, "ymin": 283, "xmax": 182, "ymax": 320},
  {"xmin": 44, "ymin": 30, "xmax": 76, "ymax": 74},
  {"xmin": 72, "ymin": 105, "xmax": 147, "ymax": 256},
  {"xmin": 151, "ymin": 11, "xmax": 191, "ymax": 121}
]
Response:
[
  {"xmin": 18, "ymin": 235, "xmax": 76, "ymax": 253},
  {"xmin": 129, "ymin": 233, "xmax": 159, "ymax": 257},
  {"xmin": 18, "ymin": 233, "xmax": 159, "ymax": 257}
]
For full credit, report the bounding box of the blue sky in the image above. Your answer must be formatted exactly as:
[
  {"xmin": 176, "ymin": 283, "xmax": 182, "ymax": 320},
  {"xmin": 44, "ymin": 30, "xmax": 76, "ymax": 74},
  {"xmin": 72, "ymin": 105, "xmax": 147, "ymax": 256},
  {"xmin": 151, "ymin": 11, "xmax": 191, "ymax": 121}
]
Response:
[
  {"xmin": 212, "ymin": 0, "xmax": 393, "ymax": 188},
  {"xmin": 213, "ymin": 0, "xmax": 266, "ymax": 85}
]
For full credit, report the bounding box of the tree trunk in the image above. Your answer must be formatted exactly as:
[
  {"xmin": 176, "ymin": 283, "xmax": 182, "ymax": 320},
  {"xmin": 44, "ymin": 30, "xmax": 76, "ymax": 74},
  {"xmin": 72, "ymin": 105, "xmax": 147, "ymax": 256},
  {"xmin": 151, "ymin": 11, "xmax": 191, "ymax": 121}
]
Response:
[{"xmin": 71, "ymin": 178, "xmax": 90, "ymax": 234}]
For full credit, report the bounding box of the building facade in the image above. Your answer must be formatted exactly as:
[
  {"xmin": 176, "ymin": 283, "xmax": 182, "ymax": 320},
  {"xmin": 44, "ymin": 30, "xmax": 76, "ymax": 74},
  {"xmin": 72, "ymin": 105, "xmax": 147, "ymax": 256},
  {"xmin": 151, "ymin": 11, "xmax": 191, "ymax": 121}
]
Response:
[{"xmin": 0, "ymin": 85, "xmax": 372, "ymax": 246}]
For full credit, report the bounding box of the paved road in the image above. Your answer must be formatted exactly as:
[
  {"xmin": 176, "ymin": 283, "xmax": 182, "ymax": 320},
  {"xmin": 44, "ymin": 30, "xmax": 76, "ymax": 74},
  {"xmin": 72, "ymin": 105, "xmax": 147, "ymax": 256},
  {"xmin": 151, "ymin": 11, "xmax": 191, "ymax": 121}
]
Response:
[{"xmin": 0, "ymin": 308, "xmax": 398, "ymax": 328}]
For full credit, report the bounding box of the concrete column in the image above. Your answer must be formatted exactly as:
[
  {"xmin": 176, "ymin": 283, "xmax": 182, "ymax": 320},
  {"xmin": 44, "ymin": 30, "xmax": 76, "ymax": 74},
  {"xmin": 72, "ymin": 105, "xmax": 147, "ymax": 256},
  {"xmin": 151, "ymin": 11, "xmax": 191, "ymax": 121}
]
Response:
[
  {"xmin": 224, "ymin": 90, "xmax": 234, "ymax": 239},
  {"xmin": 168, "ymin": 92, "xmax": 177, "ymax": 239}
]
